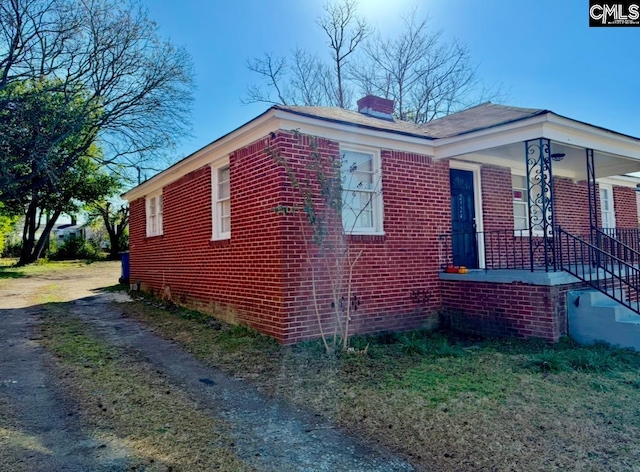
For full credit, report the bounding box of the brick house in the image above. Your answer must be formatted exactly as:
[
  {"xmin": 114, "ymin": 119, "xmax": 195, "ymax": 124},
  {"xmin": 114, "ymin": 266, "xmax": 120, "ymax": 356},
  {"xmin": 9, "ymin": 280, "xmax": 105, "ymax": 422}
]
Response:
[{"xmin": 123, "ymin": 96, "xmax": 640, "ymax": 345}]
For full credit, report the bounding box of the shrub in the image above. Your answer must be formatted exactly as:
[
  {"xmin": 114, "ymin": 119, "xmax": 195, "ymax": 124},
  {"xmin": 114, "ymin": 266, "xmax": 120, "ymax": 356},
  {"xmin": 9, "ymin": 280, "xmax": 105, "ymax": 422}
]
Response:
[
  {"xmin": 2, "ymin": 240, "xmax": 22, "ymax": 258},
  {"xmin": 51, "ymin": 237, "xmax": 101, "ymax": 260}
]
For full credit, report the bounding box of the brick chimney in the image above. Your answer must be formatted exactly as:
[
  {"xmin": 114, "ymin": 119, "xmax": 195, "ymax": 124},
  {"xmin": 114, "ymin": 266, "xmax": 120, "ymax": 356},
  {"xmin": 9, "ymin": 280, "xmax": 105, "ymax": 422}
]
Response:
[{"xmin": 357, "ymin": 95, "xmax": 395, "ymax": 119}]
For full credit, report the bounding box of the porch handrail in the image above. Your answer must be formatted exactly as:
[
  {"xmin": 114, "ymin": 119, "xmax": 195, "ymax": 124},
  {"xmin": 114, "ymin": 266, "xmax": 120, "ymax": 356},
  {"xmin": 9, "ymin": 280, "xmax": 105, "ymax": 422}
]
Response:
[
  {"xmin": 592, "ymin": 227, "xmax": 640, "ymax": 267},
  {"xmin": 557, "ymin": 226, "xmax": 640, "ymax": 315},
  {"xmin": 600, "ymin": 227, "xmax": 640, "ymax": 256}
]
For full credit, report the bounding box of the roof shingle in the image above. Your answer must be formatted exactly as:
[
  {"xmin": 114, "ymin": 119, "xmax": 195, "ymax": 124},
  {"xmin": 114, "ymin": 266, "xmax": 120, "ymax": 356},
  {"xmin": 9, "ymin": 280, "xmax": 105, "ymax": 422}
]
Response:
[{"xmin": 276, "ymin": 102, "xmax": 548, "ymax": 140}]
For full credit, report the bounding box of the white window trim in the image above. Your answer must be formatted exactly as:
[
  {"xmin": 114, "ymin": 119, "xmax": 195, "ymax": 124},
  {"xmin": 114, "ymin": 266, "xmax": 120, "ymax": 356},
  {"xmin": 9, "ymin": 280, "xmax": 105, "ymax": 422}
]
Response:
[
  {"xmin": 146, "ymin": 191, "xmax": 163, "ymax": 237},
  {"xmin": 211, "ymin": 159, "xmax": 231, "ymax": 240},
  {"xmin": 340, "ymin": 145, "xmax": 384, "ymax": 236},
  {"xmin": 511, "ymin": 170, "xmax": 544, "ymax": 237},
  {"xmin": 598, "ymin": 182, "xmax": 616, "ymax": 229}
]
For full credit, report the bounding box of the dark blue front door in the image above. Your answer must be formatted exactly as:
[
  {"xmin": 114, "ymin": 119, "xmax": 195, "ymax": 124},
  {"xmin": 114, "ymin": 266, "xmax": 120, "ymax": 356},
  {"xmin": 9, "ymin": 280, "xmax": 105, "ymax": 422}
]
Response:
[{"xmin": 450, "ymin": 169, "xmax": 478, "ymax": 269}]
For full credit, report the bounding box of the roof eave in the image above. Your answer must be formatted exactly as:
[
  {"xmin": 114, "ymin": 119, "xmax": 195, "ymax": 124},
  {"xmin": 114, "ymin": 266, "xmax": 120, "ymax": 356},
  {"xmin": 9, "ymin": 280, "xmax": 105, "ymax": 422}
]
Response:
[
  {"xmin": 123, "ymin": 107, "xmax": 438, "ymax": 201},
  {"xmin": 122, "ymin": 107, "xmax": 281, "ymax": 201},
  {"xmin": 275, "ymin": 106, "xmax": 434, "ymax": 141},
  {"xmin": 434, "ymin": 112, "xmax": 640, "ymax": 160}
]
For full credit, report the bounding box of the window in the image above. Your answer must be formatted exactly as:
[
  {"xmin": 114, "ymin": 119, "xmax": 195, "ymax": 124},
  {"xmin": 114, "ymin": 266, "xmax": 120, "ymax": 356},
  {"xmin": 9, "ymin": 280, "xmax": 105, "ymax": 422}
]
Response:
[
  {"xmin": 341, "ymin": 149, "xmax": 383, "ymax": 234},
  {"xmin": 213, "ymin": 164, "xmax": 231, "ymax": 239},
  {"xmin": 512, "ymin": 174, "xmax": 543, "ymax": 234},
  {"xmin": 599, "ymin": 183, "xmax": 616, "ymax": 228},
  {"xmin": 146, "ymin": 192, "xmax": 163, "ymax": 237},
  {"xmin": 512, "ymin": 175, "xmax": 528, "ymax": 231}
]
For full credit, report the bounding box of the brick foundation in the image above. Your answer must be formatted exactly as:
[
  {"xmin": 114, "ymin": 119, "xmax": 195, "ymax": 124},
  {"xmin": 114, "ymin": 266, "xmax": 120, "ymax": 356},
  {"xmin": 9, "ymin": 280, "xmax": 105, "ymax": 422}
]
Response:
[{"xmin": 441, "ymin": 277, "xmax": 588, "ymax": 341}]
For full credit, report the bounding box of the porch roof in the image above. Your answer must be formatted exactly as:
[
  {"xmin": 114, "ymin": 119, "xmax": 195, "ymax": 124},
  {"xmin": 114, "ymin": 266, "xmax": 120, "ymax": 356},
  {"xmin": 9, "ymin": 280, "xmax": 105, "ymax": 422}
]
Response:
[
  {"xmin": 432, "ymin": 109, "xmax": 640, "ymax": 180},
  {"xmin": 419, "ymin": 103, "xmax": 548, "ymax": 138}
]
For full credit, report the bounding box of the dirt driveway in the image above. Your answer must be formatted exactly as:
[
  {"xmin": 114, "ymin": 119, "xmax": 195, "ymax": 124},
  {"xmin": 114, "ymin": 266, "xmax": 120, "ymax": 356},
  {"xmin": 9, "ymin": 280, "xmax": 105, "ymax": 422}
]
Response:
[{"xmin": 0, "ymin": 262, "xmax": 414, "ymax": 471}]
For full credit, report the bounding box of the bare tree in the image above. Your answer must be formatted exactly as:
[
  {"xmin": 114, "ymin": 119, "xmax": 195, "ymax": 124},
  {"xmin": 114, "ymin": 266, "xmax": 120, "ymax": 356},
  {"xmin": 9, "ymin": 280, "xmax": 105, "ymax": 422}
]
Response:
[
  {"xmin": 244, "ymin": 52, "xmax": 290, "ymax": 105},
  {"xmin": 243, "ymin": 49, "xmax": 331, "ymax": 107},
  {"xmin": 0, "ymin": 0, "xmax": 194, "ymax": 203},
  {"xmin": 316, "ymin": 0, "xmax": 369, "ymax": 108},
  {"xmin": 244, "ymin": 0, "xmax": 368, "ymax": 109},
  {"xmin": 289, "ymin": 48, "xmax": 329, "ymax": 106},
  {"xmin": 354, "ymin": 9, "xmax": 488, "ymax": 123},
  {"xmin": 244, "ymin": 3, "xmax": 505, "ymax": 120}
]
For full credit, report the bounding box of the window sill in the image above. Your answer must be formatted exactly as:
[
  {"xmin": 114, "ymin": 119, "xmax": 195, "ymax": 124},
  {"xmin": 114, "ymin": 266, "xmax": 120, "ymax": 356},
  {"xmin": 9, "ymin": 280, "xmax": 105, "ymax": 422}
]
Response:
[
  {"xmin": 146, "ymin": 233, "xmax": 163, "ymax": 239},
  {"xmin": 347, "ymin": 233, "xmax": 385, "ymax": 243},
  {"xmin": 209, "ymin": 237, "xmax": 231, "ymax": 247},
  {"xmin": 513, "ymin": 230, "xmax": 544, "ymax": 238}
]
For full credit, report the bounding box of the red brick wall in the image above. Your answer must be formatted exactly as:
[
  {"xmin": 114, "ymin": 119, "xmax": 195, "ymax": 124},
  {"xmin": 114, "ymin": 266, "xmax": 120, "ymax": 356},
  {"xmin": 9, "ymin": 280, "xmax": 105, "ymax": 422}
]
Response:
[
  {"xmin": 441, "ymin": 279, "xmax": 586, "ymax": 341},
  {"xmin": 277, "ymin": 138, "xmax": 448, "ymax": 343},
  {"xmin": 554, "ymin": 178, "xmax": 591, "ymax": 235},
  {"xmin": 345, "ymin": 150, "xmax": 449, "ymax": 338},
  {"xmin": 130, "ymin": 131, "xmax": 448, "ymax": 344},
  {"xmin": 478, "ymin": 167, "xmax": 597, "ymax": 235},
  {"xmin": 129, "ymin": 135, "xmax": 291, "ymax": 341},
  {"xmin": 480, "ymin": 165, "xmax": 513, "ymax": 232},
  {"xmin": 130, "ymin": 130, "xmax": 635, "ymax": 345},
  {"xmin": 613, "ymin": 185, "xmax": 638, "ymax": 228}
]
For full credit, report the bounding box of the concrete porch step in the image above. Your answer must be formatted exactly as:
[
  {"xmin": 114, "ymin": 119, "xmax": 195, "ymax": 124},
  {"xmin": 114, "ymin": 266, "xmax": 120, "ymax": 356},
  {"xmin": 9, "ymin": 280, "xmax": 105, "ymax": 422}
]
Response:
[{"xmin": 568, "ymin": 289, "xmax": 640, "ymax": 350}]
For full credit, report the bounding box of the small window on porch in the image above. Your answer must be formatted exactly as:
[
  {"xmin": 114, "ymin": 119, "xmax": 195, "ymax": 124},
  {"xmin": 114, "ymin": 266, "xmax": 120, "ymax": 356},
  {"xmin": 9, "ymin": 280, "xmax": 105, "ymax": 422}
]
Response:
[
  {"xmin": 512, "ymin": 174, "xmax": 543, "ymax": 234},
  {"xmin": 599, "ymin": 183, "xmax": 616, "ymax": 229},
  {"xmin": 512, "ymin": 175, "xmax": 528, "ymax": 231}
]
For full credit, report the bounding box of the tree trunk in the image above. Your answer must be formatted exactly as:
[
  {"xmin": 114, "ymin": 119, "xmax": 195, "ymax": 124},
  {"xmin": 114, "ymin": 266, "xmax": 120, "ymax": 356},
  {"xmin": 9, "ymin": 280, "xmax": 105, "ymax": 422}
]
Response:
[
  {"xmin": 107, "ymin": 225, "xmax": 121, "ymax": 259},
  {"xmin": 101, "ymin": 205, "xmax": 129, "ymax": 260},
  {"xmin": 18, "ymin": 201, "xmax": 62, "ymax": 266},
  {"xmin": 18, "ymin": 199, "xmax": 39, "ymax": 266},
  {"xmin": 33, "ymin": 210, "xmax": 61, "ymax": 260}
]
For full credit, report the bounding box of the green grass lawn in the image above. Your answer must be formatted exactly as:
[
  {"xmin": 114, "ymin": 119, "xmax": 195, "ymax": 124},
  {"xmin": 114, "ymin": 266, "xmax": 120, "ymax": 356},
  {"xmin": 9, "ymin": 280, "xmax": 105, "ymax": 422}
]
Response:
[
  {"xmin": 118, "ymin": 293, "xmax": 640, "ymax": 471},
  {"xmin": 11, "ymin": 259, "xmax": 640, "ymax": 471},
  {"xmin": 0, "ymin": 258, "xmax": 97, "ymax": 274}
]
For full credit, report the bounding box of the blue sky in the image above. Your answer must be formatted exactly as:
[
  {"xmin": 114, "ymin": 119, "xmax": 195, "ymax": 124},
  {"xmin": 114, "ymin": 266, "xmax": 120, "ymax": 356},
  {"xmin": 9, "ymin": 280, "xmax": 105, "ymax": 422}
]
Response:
[{"xmin": 141, "ymin": 0, "xmax": 640, "ymax": 161}]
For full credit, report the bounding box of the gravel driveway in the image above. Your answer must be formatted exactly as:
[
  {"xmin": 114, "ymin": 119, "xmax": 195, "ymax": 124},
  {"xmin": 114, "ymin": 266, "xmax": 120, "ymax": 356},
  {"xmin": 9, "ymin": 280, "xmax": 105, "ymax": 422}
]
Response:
[{"xmin": 0, "ymin": 261, "xmax": 415, "ymax": 471}]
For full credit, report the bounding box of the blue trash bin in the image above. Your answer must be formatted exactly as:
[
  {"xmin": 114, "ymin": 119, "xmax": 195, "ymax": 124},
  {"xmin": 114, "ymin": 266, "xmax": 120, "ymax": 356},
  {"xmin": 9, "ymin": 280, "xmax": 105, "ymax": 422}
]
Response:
[{"xmin": 119, "ymin": 251, "xmax": 130, "ymax": 285}]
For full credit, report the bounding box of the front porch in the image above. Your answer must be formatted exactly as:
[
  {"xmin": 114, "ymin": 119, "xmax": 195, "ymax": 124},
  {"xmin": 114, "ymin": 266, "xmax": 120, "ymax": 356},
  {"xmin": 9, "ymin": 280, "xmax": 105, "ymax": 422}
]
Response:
[
  {"xmin": 438, "ymin": 224, "xmax": 640, "ymax": 342},
  {"xmin": 433, "ymin": 111, "xmax": 640, "ymax": 343}
]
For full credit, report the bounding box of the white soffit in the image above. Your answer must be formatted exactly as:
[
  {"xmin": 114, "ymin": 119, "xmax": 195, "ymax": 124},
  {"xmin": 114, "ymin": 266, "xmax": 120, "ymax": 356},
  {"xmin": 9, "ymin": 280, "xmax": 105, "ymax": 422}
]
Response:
[
  {"xmin": 123, "ymin": 110, "xmax": 280, "ymax": 201},
  {"xmin": 273, "ymin": 111, "xmax": 434, "ymax": 155},
  {"xmin": 598, "ymin": 175, "xmax": 640, "ymax": 188},
  {"xmin": 433, "ymin": 113, "xmax": 640, "ymax": 163},
  {"xmin": 124, "ymin": 108, "xmax": 640, "ymax": 201},
  {"xmin": 124, "ymin": 109, "xmax": 436, "ymax": 201}
]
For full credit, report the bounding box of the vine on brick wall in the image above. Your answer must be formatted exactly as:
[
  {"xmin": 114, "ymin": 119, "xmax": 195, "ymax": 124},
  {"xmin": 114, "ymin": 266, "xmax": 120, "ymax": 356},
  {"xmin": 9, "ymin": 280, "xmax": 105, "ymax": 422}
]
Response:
[{"xmin": 268, "ymin": 130, "xmax": 380, "ymax": 353}]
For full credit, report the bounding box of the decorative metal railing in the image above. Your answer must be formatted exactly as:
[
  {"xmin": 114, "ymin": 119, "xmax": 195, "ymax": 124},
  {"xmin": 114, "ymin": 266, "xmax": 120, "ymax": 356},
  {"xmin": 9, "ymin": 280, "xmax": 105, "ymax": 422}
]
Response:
[
  {"xmin": 600, "ymin": 227, "xmax": 640, "ymax": 258},
  {"xmin": 438, "ymin": 229, "xmax": 557, "ymax": 272},
  {"xmin": 557, "ymin": 227, "xmax": 640, "ymax": 314},
  {"xmin": 439, "ymin": 227, "xmax": 640, "ymax": 271}
]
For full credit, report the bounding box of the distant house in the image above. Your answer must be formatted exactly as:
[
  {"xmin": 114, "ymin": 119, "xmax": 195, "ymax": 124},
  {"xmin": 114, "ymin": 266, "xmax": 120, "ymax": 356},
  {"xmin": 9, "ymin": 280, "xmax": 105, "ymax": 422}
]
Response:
[
  {"xmin": 52, "ymin": 223, "xmax": 86, "ymax": 242},
  {"xmin": 123, "ymin": 96, "xmax": 640, "ymax": 345}
]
